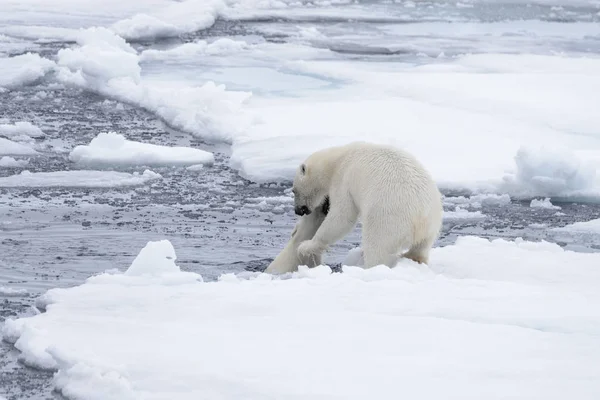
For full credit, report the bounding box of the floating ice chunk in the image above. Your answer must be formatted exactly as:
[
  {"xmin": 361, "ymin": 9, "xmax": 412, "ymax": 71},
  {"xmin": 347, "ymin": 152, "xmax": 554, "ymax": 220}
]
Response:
[
  {"xmin": 57, "ymin": 28, "xmax": 251, "ymax": 142},
  {"xmin": 57, "ymin": 27, "xmax": 141, "ymax": 86},
  {"xmin": 186, "ymin": 164, "xmax": 205, "ymax": 171},
  {"xmin": 0, "ymin": 121, "xmax": 45, "ymax": 140},
  {"xmin": 471, "ymin": 193, "xmax": 511, "ymax": 207},
  {"xmin": 125, "ymin": 240, "xmax": 180, "ymax": 277},
  {"xmin": 111, "ymin": 14, "xmax": 180, "ymax": 41},
  {"xmin": 0, "ymin": 169, "xmax": 161, "ymax": 188},
  {"xmin": 503, "ymin": 146, "xmax": 598, "ymax": 198},
  {"xmin": 0, "ymin": 53, "xmax": 55, "ymax": 89},
  {"xmin": 554, "ymin": 218, "xmax": 600, "ymax": 234},
  {"xmin": 444, "ymin": 193, "xmax": 511, "ymax": 209},
  {"xmin": 530, "ymin": 197, "xmax": 561, "ymax": 210},
  {"xmin": 0, "ymin": 286, "xmax": 28, "ymax": 296},
  {"xmin": 140, "ymin": 38, "xmax": 248, "ymax": 61},
  {"xmin": 247, "ymin": 195, "xmax": 294, "ymax": 205},
  {"xmin": 444, "ymin": 207, "xmax": 485, "ymax": 220},
  {"xmin": 0, "ymin": 138, "xmax": 37, "ymax": 156},
  {"xmin": 0, "ymin": 156, "xmax": 29, "ymax": 167},
  {"xmin": 110, "ymin": 0, "xmax": 221, "ymax": 41},
  {"xmin": 69, "ymin": 132, "xmax": 214, "ymax": 167}
]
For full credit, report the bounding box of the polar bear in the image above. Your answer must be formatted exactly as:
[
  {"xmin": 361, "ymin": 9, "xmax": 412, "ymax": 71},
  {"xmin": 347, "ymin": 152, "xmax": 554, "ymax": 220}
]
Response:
[
  {"xmin": 264, "ymin": 197, "xmax": 330, "ymax": 274},
  {"xmin": 293, "ymin": 141, "xmax": 442, "ymax": 268}
]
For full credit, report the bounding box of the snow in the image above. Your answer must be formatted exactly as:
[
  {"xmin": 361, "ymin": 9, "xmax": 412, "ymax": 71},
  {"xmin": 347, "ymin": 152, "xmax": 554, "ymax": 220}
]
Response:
[
  {"xmin": 69, "ymin": 132, "xmax": 215, "ymax": 167},
  {"xmin": 554, "ymin": 219, "xmax": 600, "ymax": 234},
  {"xmin": 530, "ymin": 197, "xmax": 561, "ymax": 210},
  {"xmin": 0, "ymin": 121, "xmax": 45, "ymax": 140},
  {"xmin": 0, "ymin": 53, "xmax": 55, "ymax": 89},
  {"xmin": 0, "ymin": 170, "xmax": 161, "ymax": 188},
  {"xmin": 4, "ymin": 236, "xmax": 600, "ymax": 399},
  {"xmin": 0, "ymin": 138, "xmax": 38, "ymax": 156},
  {"xmin": 0, "ymin": 156, "xmax": 29, "ymax": 168}
]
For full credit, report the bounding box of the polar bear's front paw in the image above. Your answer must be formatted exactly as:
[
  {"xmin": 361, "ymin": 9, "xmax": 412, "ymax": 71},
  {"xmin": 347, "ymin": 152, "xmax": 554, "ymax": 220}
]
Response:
[{"xmin": 297, "ymin": 240, "xmax": 322, "ymax": 259}]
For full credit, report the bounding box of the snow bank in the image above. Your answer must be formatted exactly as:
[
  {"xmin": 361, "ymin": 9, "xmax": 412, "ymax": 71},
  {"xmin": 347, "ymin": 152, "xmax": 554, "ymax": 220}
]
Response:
[
  {"xmin": 0, "ymin": 138, "xmax": 37, "ymax": 156},
  {"xmin": 0, "ymin": 170, "xmax": 161, "ymax": 188},
  {"xmin": 4, "ymin": 236, "xmax": 600, "ymax": 399},
  {"xmin": 0, "ymin": 156, "xmax": 29, "ymax": 168},
  {"xmin": 69, "ymin": 132, "xmax": 214, "ymax": 167},
  {"xmin": 554, "ymin": 219, "xmax": 600, "ymax": 234},
  {"xmin": 0, "ymin": 121, "xmax": 45, "ymax": 140},
  {"xmin": 530, "ymin": 197, "xmax": 561, "ymax": 210},
  {"xmin": 0, "ymin": 53, "xmax": 55, "ymax": 89},
  {"xmin": 56, "ymin": 27, "xmax": 251, "ymax": 142}
]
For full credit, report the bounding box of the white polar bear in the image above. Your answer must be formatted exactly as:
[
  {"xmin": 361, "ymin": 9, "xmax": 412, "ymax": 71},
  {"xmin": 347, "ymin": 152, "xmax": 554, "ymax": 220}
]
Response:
[
  {"xmin": 264, "ymin": 198, "xmax": 330, "ymax": 274},
  {"xmin": 293, "ymin": 141, "xmax": 442, "ymax": 268}
]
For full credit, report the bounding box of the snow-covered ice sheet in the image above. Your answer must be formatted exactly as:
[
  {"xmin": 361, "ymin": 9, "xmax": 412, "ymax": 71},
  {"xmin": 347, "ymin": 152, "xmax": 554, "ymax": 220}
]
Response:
[
  {"xmin": 3, "ymin": 236, "xmax": 600, "ymax": 399},
  {"xmin": 0, "ymin": 138, "xmax": 37, "ymax": 156},
  {"xmin": 69, "ymin": 132, "xmax": 214, "ymax": 167},
  {"xmin": 231, "ymin": 53, "xmax": 600, "ymax": 198},
  {"xmin": 6, "ymin": 1, "xmax": 596, "ymax": 200},
  {"xmin": 0, "ymin": 169, "xmax": 160, "ymax": 188}
]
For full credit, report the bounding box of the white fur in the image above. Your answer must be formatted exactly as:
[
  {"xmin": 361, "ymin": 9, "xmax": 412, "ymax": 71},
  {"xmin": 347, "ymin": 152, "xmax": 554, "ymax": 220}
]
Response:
[
  {"xmin": 265, "ymin": 205, "xmax": 327, "ymax": 274},
  {"xmin": 293, "ymin": 141, "xmax": 443, "ymax": 268}
]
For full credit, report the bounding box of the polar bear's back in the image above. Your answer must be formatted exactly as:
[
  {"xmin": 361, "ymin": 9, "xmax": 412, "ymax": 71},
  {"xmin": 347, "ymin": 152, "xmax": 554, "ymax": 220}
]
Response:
[{"xmin": 331, "ymin": 142, "xmax": 442, "ymax": 242}]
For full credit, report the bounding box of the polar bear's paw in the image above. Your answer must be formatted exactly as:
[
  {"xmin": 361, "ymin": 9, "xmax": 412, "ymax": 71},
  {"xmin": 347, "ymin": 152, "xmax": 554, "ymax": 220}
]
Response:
[{"xmin": 298, "ymin": 239, "xmax": 324, "ymax": 261}]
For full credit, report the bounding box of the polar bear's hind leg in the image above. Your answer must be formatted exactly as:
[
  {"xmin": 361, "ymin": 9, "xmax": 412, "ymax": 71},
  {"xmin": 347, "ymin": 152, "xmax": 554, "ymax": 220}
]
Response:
[{"xmin": 403, "ymin": 236, "xmax": 435, "ymax": 264}]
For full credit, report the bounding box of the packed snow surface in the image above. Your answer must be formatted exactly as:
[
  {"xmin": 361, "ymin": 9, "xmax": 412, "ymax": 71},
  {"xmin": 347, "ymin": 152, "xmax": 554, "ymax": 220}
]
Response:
[
  {"xmin": 4, "ymin": 237, "xmax": 600, "ymax": 399},
  {"xmin": 69, "ymin": 132, "xmax": 215, "ymax": 167},
  {"xmin": 0, "ymin": 169, "xmax": 160, "ymax": 188}
]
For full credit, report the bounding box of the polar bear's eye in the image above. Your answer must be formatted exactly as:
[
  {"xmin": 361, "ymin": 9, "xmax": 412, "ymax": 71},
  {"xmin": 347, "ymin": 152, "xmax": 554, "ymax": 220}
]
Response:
[{"xmin": 300, "ymin": 164, "xmax": 306, "ymax": 175}]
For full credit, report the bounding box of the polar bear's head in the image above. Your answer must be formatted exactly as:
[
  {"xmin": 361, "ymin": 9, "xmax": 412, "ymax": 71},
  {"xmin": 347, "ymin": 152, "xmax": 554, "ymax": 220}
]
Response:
[{"xmin": 292, "ymin": 161, "xmax": 328, "ymax": 216}]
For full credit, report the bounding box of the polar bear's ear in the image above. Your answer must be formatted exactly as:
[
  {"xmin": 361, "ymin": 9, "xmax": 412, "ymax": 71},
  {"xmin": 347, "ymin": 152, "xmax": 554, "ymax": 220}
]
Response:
[{"xmin": 300, "ymin": 164, "xmax": 306, "ymax": 175}]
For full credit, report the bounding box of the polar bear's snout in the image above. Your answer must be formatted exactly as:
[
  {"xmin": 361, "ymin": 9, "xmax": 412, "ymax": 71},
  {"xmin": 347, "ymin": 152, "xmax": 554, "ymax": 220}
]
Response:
[{"xmin": 295, "ymin": 205, "xmax": 311, "ymax": 216}]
